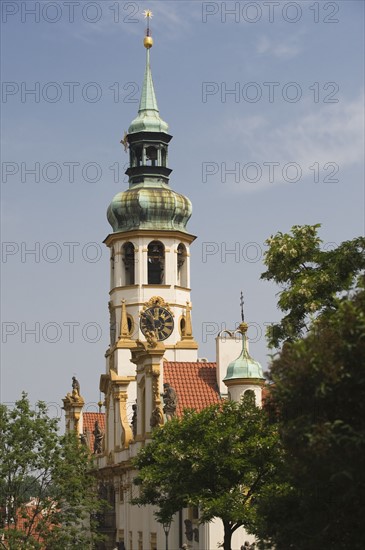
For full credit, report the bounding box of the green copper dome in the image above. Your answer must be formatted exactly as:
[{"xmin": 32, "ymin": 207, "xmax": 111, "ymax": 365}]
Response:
[
  {"xmin": 224, "ymin": 323, "xmax": 265, "ymax": 382},
  {"xmin": 107, "ymin": 182, "xmax": 192, "ymax": 233}
]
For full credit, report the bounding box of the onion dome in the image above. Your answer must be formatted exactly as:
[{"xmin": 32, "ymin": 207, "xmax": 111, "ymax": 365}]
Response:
[
  {"xmin": 107, "ymin": 183, "xmax": 192, "ymax": 233},
  {"xmin": 223, "ymin": 323, "xmax": 265, "ymax": 382}
]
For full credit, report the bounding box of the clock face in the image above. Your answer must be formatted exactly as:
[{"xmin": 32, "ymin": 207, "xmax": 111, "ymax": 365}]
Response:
[{"xmin": 140, "ymin": 306, "xmax": 174, "ymax": 341}]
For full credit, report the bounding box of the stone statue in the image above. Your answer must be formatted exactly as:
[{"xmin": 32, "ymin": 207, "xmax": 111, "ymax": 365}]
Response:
[
  {"xmin": 150, "ymin": 406, "xmax": 163, "ymax": 428},
  {"xmin": 80, "ymin": 431, "xmax": 87, "ymax": 446},
  {"xmin": 184, "ymin": 519, "xmax": 193, "ymax": 542},
  {"xmin": 162, "ymin": 383, "xmax": 178, "ymax": 420},
  {"xmin": 72, "ymin": 376, "xmax": 80, "ymax": 397},
  {"xmin": 145, "ymin": 329, "xmax": 158, "ymax": 348},
  {"xmin": 131, "ymin": 403, "xmax": 137, "ymax": 438},
  {"xmin": 93, "ymin": 420, "xmax": 103, "ymax": 454}
]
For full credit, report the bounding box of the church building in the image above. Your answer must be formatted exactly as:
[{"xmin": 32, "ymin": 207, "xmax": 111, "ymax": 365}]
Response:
[{"xmin": 63, "ymin": 12, "xmax": 266, "ymax": 550}]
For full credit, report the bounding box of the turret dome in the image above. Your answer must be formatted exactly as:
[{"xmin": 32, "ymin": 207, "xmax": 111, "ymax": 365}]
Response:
[{"xmin": 223, "ymin": 323, "xmax": 265, "ymax": 382}]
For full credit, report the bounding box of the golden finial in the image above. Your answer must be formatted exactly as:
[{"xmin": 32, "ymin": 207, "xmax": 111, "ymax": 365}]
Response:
[
  {"xmin": 143, "ymin": 9, "xmax": 154, "ymax": 48},
  {"xmin": 239, "ymin": 292, "xmax": 248, "ymax": 333},
  {"xmin": 238, "ymin": 322, "xmax": 248, "ymax": 334},
  {"xmin": 143, "ymin": 9, "xmax": 153, "ymax": 20}
]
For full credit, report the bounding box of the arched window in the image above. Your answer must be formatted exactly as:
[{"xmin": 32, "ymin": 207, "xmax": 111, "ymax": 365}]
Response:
[
  {"xmin": 148, "ymin": 241, "xmax": 164, "ymax": 284},
  {"xmin": 180, "ymin": 317, "xmax": 186, "ymax": 337},
  {"xmin": 109, "ymin": 302, "xmax": 116, "ymax": 345},
  {"xmin": 122, "ymin": 242, "xmax": 135, "ymax": 285},
  {"xmin": 146, "ymin": 146, "xmax": 157, "ymax": 166},
  {"xmin": 177, "ymin": 243, "xmax": 188, "ymax": 287},
  {"xmin": 127, "ymin": 315, "xmax": 134, "ymax": 336},
  {"xmin": 243, "ymin": 389, "xmax": 256, "ymax": 404},
  {"xmin": 110, "ymin": 247, "xmax": 115, "ymax": 289}
]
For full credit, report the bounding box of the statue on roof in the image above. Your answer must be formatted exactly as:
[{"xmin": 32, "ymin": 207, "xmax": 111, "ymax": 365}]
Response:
[
  {"xmin": 80, "ymin": 431, "xmax": 87, "ymax": 447},
  {"xmin": 93, "ymin": 420, "xmax": 104, "ymax": 454},
  {"xmin": 150, "ymin": 406, "xmax": 164, "ymax": 428},
  {"xmin": 72, "ymin": 376, "xmax": 80, "ymax": 395},
  {"xmin": 161, "ymin": 383, "xmax": 178, "ymax": 420}
]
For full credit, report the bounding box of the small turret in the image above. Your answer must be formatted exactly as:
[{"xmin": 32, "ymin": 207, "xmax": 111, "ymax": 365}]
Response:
[{"xmin": 223, "ymin": 314, "xmax": 265, "ymax": 406}]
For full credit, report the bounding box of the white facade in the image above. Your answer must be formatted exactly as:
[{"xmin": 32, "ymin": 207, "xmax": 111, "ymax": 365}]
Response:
[{"xmin": 106, "ymin": 230, "xmax": 197, "ymax": 361}]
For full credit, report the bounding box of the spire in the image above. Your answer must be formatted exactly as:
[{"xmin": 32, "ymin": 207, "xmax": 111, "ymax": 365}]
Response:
[
  {"xmin": 139, "ymin": 48, "xmax": 159, "ymax": 113},
  {"xmin": 127, "ymin": 10, "xmax": 169, "ymax": 135},
  {"xmin": 139, "ymin": 10, "xmax": 158, "ymax": 113}
]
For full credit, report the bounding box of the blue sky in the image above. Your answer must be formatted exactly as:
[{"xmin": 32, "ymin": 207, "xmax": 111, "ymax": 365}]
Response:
[{"xmin": 1, "ymin": 1, "xmax": 364, "ymax": 415}]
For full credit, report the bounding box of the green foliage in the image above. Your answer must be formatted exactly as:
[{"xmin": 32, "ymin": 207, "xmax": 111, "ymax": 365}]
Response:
[
  {"xmin": 255, "ymin": 280, "xmax": 365, "ymax": 549},
  {"xmin": 132, "ymin": 396, "xmax": 281, "ymax": 550},
  {"xmin": 261, "ymin": 224, "xmax": 365, "ymax": 347},
  {"xmin": 0, "ymin": 393, "xmax": 105, "ymax": 549}
]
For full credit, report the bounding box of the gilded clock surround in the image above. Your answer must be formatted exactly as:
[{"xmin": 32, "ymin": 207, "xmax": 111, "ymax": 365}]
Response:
[{"xmin": 140, "ymin": 296, "xmax": 174, "ymax": 342}]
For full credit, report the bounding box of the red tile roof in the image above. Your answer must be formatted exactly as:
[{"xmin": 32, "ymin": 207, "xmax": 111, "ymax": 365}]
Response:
[
  {"xmin": 1, "ymin": 500, "xmax": 56, "ymax": 547},
  {"xmin": 83, "ymin": 412, "xmax": 105, "ymax": 452},
  {"xmin": 163, "ymin": 361, "xmax": 221, "ymax": 415}
]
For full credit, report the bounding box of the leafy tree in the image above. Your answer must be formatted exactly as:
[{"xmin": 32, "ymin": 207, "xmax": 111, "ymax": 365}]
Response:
[
  {"xmin": 132, "ymin": 396, "xmax": 281, "ymax": 550},
  {"xmin": 0, "ymin": 393, "xmax": 105, "ymax": 549},
  {"xmin": 261, "ymin": 224, "xmax": 365, "ymax": 347},
  {"xmin": 255, "ymin": 225, "xmax": 365, "ymax": 549},
  {"xmin": 256, "ymin": 285, "xmax": 365, "ymax": 549}
]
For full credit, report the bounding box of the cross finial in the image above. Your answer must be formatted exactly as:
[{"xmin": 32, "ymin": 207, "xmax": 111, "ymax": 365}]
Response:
[
  {"xmin": 143, "ymin": 9, "xmax": 154, "ymax": 48},
  {"xmin": 143, "ymin": 9, "xmax": 153, "ymax": 36},
  {"xmin": 240, "ymin": 291, "xmax": 245, "ymax": 322}
]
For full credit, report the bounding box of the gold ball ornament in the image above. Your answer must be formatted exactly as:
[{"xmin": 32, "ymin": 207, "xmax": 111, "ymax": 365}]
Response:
[
  {"xmin": 144, "ymin": 36, "xmax": 153, "ymax": 49},
  {"xmin": 238, "ymin": 322, "xmax": 249, "ymax": 334}
]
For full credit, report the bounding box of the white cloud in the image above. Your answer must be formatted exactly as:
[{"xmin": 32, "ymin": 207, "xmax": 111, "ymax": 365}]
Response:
[
  {"xmin": 256, "ymin": 33, "xmax": 303, "ymax": 59},
  {"xmin": 224, "ymin": 94, "xmax": 364, "ymax": 190}
]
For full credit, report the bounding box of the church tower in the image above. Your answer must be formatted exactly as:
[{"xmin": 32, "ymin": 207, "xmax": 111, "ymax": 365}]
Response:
[
  {"xmin": 105, "ymin": 11, "xmax": 198, "ymax": 357},
  {"xmin": 100, "ymin": 11, "xmax": 198, "ymax": 456}
]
